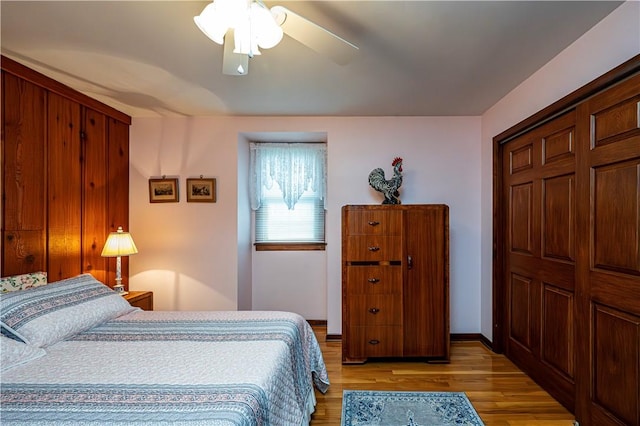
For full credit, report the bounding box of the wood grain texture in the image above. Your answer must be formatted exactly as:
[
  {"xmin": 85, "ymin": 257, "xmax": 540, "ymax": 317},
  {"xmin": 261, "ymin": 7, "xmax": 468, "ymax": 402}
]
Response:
[
  {"xmin": 47, "ymin": 92, "xmax": 82, "ymax": 281},
  {"xmin": 1, "ymin": 73, "xmax": 47, "ymax": 275},
  {"xmin": 2, "ymin": 59, "xmax": 131, "ymax": 288},
  {"xmin": 82, "ymin": 107, "xmax": 108, "ymax": 283},
  {"xmin": 342, "ymin": 205, "xmax": 449, "ymax": 364},
  {"xmin": 310, "ymin": 326, "xmax": 575, "ymax": 426},
  {"xmin": 106, "ymin": 118, "xmax": 131, "ymax": 289}
]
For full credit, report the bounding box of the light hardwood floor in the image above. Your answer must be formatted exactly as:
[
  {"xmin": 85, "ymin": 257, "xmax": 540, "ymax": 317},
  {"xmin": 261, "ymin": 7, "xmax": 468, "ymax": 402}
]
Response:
[{"xmin": 310, "ymin": 326, "xmax": 575, "ymax": 426}]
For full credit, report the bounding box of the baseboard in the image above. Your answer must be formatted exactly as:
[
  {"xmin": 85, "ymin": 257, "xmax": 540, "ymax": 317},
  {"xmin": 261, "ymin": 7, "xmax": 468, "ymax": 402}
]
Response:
[
  {"xmin": 321, "ymin": 332, "xmax": 494, "ymax": 350},
  {"xmin": 451, "ymin": 333, "xmax": 493, "ymax": 351}
]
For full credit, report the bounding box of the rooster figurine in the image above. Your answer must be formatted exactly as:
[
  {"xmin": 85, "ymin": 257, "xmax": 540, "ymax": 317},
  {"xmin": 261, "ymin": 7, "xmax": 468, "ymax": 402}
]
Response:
[{"xmin": 368, "ymin": 157, "xmax": 403, "ymax": 204}]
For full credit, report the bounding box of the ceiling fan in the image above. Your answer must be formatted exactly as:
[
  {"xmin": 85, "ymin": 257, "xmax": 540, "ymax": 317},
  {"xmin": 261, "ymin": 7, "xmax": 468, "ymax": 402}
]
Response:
[{"xmin": 194, "ymin": 0, "xmax": 358, "ymax": 75}]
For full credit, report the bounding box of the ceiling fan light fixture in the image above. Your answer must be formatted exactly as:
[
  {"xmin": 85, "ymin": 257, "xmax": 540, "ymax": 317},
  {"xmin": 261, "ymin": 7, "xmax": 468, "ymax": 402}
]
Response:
[{"xmin": 195, "ymin": 0, "xmax": 283, "ymax": 55}]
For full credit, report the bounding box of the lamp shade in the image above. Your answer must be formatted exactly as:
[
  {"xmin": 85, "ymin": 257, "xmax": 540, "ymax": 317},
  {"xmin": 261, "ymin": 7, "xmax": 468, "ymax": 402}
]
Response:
[{"xmin": 101, "ymin": 227, "xmax": 138, "ymax": 257}]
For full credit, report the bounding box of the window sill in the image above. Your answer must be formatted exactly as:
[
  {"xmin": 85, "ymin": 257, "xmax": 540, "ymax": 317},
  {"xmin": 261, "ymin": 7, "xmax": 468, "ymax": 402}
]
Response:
[{"xmin": 254, "ymin": 242, "xmax": 326, "ymax": 251}]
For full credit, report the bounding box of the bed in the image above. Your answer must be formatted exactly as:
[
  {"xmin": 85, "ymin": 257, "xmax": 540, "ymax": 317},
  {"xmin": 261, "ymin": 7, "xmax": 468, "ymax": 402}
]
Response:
[{"xmin": 0, "ymin": 274, "xmax": 330, "ymax": 425}]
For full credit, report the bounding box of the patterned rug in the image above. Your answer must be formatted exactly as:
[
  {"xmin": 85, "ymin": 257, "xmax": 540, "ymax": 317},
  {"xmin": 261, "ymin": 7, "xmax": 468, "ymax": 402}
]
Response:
[{"xmin": 341, "ymin": 390, "xmax": 485, "ymax": 426}]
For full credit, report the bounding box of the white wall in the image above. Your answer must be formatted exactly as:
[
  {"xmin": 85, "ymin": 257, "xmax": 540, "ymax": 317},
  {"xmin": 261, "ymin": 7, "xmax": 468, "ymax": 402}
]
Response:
[
  {"xmin": 128, "ymin": 0, "xmax": 639, "ymax": 339},
  {"xmin": 129, "ymin": 116, "xmax": 482, "ymax": 335},
  {"xmin": 478, "ymin": 1, "xmax": 640, "ymax": 340}
]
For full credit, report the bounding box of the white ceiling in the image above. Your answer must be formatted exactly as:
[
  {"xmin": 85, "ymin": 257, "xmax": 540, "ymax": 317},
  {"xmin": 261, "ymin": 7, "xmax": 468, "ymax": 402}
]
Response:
[{"xmin": 1, "ymin": 1, "xmax": 624, "ymax": 118}]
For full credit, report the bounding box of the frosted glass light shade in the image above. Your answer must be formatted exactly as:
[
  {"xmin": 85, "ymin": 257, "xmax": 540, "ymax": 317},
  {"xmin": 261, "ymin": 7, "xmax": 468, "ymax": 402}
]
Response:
[{"xmin": 193, "ymin": 2, "xmax": 228, "ymax": 45}]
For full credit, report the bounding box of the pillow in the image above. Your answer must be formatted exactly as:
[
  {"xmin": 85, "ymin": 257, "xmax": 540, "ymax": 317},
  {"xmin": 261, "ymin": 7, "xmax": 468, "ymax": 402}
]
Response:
[
  {"xmin": 0, "ymin": 273, "xmax": 136, "ymax": 347},
  {"xmin": 1, "ymin": 271, "xmax": 48, "ymax": 293},
  {"xmin": 1, "ymin": 335, "xmax": 46, "ymax": 372}
]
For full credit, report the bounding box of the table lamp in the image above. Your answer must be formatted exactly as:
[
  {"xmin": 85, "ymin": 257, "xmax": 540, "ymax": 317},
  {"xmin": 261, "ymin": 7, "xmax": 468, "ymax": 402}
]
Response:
[{"xmin": 101, "ymin": 226, "xmax": 138, "ymax": 295}]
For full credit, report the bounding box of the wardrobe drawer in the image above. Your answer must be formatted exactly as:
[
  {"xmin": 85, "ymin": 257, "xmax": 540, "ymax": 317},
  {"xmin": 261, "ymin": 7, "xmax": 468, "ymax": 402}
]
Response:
[
  {"xmin": 345, "ymin": 236, "xmax": 401, "ymax": 261},
  {"xmin": 345, "ymin": 265, "xmax": 402, "ymax": 294},
  {"xmin": 345, "ymin": 209, "xmax": 402, "ymax": 235},
  {"xmin": 348, "ymin": 326, "xmax": 403, "ymax": 358},
  {"xmin": 348, "ymin": 295, "xmax": 402, "ymax": 326}
]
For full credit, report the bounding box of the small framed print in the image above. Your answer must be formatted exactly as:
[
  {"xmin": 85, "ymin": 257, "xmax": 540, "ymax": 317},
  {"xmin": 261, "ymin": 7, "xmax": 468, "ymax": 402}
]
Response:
[
  {"xmin": 149, "ymin": 178, "xmax": 179, "ymax": 203},
  {"xmin": 187, "ymin": 178, "xmax": 216, "ymax": 203}
]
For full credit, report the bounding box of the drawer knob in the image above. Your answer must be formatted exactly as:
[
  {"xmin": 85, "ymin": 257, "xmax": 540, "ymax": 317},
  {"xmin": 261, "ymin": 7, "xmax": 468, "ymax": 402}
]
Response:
[
  {"xmin": 368, "ymin": 246, "xmax": 380, "ymax": 252},
  {"xmin": 368, "ymin": 307, "xmax": 380, "ymax": 314},
  {"xmin": 368, "ymin": 221, "xmax": 380, "ymax": 226},
  {"xmin": 368, "ymin": 278, "xmax": 380, "ymax": 283},
  {"xmin": 368, "ymin": 339, "xmax": 380, "ymax": 345}
]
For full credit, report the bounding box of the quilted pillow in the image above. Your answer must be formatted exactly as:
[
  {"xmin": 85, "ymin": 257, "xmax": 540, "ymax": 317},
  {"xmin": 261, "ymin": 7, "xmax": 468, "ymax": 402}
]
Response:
[
  {"xmin": 0, "ymin": 335, "xmax": 46, "ymax": 372},
  {"xmin": 1, "ymin": 271, "xmax": 48, "ymax": 293},
  {"xmin": 0, "ymin": 273, "xmax": 136, "ymax": 347}
]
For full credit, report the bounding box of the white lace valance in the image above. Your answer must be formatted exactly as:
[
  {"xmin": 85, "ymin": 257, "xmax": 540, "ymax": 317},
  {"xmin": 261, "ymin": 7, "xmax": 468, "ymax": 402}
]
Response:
[{"xmin": 250, "ymin": 142, "xmax": 326, "ymax": 211}]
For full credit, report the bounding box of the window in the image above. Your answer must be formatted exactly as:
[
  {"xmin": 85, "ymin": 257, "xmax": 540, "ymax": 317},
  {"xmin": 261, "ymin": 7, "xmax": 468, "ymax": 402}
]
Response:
[{"xmin": 250, "ymin": 142, "xmax": 326, "ymax": 249}]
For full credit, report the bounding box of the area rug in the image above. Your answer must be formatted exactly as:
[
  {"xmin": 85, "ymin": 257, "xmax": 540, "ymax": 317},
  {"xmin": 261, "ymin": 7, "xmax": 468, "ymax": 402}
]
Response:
[{"xmin": 341, "ymin": 390, "xmax": 484, "ymax": 426}]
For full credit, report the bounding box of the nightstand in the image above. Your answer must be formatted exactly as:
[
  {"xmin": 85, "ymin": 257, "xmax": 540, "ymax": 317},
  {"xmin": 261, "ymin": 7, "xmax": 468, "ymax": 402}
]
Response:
[{"xmin": 124, "ymin": 291, "xmax": 154, "ymax": 311}]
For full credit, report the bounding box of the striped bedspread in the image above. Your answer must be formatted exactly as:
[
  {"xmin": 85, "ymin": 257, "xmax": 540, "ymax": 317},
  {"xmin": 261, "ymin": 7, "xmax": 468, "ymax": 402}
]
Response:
[{"xmin": 1, "ymin": 311, "xmax": 330, "ymax": 425}]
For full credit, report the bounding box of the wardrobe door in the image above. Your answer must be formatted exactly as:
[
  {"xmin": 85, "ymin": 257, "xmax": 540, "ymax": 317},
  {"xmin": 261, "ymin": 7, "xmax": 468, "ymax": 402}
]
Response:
[
  {"xmin": 575, "ymin": 73, "xmax": 640, "ymax": 426},
  {"xmin": 502, "ymin": 111, "xmax": 577, "ymax": 412},
  {"xmin": 403, "ymin": 205, "xmax": 449, "ymax": 359},
  {"xmin": 47, "ymin": 92, "xmax": 82, "ymax": 281},
  {"xmin": 1, "ymin": 73, "xmax": 47, "ymax": 275}
]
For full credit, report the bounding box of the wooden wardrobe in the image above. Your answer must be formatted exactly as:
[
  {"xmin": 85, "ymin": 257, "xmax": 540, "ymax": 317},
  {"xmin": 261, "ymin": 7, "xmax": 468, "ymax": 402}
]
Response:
[
  {"xmin": 494, "ymin": 55, "xmax": 640, "ymax": 426},
  {"xmin": 342, "ymin": 204, "xmax": 449, "ymax": 364},
  {"xmin": 1, "ymin": 56, "xmax": 132, "ymax": 288}
]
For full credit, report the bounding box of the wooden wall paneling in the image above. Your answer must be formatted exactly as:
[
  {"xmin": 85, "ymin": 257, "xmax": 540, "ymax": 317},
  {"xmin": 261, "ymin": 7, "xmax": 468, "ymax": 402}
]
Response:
[
  {"xmin": 2, "ymin": 57, "xmax": 131, "ymax": 285},
  {"xmin": 1, "ymin": 72, "xmax": 47, "ymax": 275},
  {"xmin": 106, "ymin": 118, "xmax": 130, "ymax": 290},
  {"xmin": 82, "ymin": 107, "xmax": 108, "ymax": 283},
  {"xmin": 47, "ymin": 92, "xmax": 82, "ymax": 281}
]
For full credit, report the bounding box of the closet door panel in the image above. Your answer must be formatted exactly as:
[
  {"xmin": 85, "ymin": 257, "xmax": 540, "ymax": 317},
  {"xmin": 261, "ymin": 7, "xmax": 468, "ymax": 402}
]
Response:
[
  {"xmin": 592, "ymin": 160, "xmax": 640, "ymax": 275},
  {"xmin": 591, "ymin": 305, "xmax": 639, "ymax": 426},
  {"xmin": 575, "ymin": 72, "xmax": 640, "ymax": 426},
  {"xmin": 82, "ymin": 108, "xmax": 108, "ymax": 283},
  {"xmin": 2, "ymin": 73, "xmax": 47, "ymax": 275},
  {"xmin": 47, "ymin": 93, "xmax": 82, "ymax": 281},
  {"xmin": 503, "ymin": 112, "xmax": 577, "ymax": 412},
  {"xmin": 541, "ymin": 284, "xmax": 574, "ymax": 381}
]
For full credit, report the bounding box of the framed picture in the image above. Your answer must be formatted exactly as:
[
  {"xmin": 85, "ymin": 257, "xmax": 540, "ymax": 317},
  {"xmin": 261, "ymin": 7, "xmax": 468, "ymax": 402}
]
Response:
[
  {"xmin": 149, "ymin": 178, "xmax": 179, "ymax": 203},
  {"xmin": 187, "ymin": 178, "xmax": 216, "ymax": 203}
]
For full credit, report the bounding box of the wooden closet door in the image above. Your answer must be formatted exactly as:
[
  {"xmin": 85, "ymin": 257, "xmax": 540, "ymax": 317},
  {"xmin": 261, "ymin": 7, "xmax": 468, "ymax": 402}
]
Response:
[
  {"xmin": 1, "ymin": 73, "xmax": 47, "ymax": 275},
  {"xmin": 47, "ymin": 92, "xmax": 82, "ymax": 281},
  {"xmin": 575, "ymin": 73, "xmax": 640, "ymax": 426},
  {"xmin": 502, "ymin": 111, "xmax": 577, "ymax": 412}
]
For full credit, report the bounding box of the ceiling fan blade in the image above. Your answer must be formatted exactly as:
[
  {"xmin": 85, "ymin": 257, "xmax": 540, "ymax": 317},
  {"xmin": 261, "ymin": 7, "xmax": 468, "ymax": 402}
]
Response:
[
  {"xmin": 223, "ymin": 30, "xmax": 249, "ymax": 76},
  {"xmin": 271, "ymin": 5, "xmax": 358, "ymax": 66}
]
